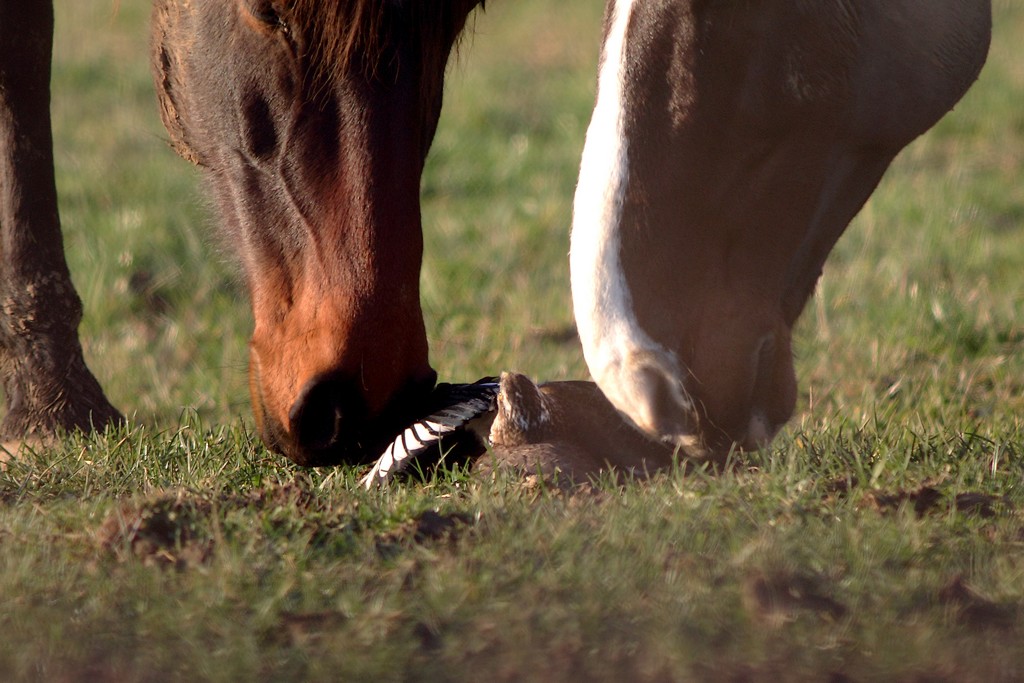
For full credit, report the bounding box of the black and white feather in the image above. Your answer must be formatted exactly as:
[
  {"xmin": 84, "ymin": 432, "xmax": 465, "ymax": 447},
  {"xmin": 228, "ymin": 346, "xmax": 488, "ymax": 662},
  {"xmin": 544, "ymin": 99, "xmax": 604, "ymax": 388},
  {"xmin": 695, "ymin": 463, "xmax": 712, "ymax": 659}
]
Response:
[{"xmin": 360, "ymin": 378, "xmax": 499, "ymax": 489}]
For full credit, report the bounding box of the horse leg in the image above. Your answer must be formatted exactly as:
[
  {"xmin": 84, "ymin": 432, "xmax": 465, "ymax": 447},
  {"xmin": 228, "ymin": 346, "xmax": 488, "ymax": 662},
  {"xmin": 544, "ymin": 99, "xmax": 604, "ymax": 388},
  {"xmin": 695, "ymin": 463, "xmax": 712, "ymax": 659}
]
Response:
[{"xmin": 0, "ymin": 1, "xmax": 122, "ymax": 445}]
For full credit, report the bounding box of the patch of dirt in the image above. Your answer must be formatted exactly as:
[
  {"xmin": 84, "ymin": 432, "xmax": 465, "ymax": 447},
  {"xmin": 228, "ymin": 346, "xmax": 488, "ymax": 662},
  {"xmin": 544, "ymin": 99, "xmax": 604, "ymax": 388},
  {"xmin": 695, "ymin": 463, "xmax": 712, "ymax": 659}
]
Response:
[
  {"xmin": 938, "ymin": 575, "xmax": 1019, "ymax": 631},
  {"xmin": 742, "ymin": 570, "xmax": 848, "ymax": 626},
  {"xmin": 413, "ymin": 620, "xmax": 444, "ymax": 652},
  {"xmin": 94, "ymin": 481, "xmax": 371, "ymax": 569},
  {"xmin": 863, "ymin": 485, "xmax": 1013, "ymax": 518},
  {"xmin": 821, "ymin": 476, "xmax": 1014, "ymax": 519},
  {"xmin": 238, "ymin": 479, "xmax": 324, "ymax": 514},
  {"xmin": 949, "ymin": 492, "xmax": 1009, "ymax": 518},
  {"xmin": 96, "ymin": 490, "xmax": 213, "ymax": 569},
  {"xmin": 411, "ymin": 509, "xmax": 475, "ymax": 542},
  {"xmin": 376, "ymin": 509, "xmax": 477, "ymax": 559},
  {"xmin": 270, "ymin": 610, "xmax": 348, "ymax": 648},
  {"xmin": 822, "ymin": 476, "xmax": 860, "ymax": 495},
  {"xmin": 865, "ymin": 485, "xmax": 945, "ymax": 516}
]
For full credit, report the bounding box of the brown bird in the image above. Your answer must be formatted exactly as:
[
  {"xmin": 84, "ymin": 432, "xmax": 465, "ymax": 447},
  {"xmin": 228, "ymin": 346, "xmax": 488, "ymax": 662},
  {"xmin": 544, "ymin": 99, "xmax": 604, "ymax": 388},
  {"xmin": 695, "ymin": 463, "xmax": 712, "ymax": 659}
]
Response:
[{"xmin": 482, "ymin": 372, "xmax": 678, "ymax": 483}]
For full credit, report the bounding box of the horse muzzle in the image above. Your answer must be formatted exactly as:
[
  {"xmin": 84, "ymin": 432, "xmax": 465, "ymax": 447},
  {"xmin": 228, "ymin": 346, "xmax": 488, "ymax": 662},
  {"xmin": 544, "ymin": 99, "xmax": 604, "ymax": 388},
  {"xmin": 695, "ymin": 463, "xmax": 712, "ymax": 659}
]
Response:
[{"xmin": 255, "ymin": 368, "xmax": 438, "ymax": 467}]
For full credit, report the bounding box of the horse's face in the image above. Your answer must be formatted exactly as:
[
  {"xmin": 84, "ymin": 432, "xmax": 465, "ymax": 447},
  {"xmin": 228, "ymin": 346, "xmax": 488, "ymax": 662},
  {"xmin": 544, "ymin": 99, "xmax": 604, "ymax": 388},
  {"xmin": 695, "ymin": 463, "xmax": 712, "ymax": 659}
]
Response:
[
  {"xmin": 152, "ymin": 0, "xmax": 479, "ymax": 465},
  {"xmin": 572, "ymin": 1, "xmax": 812, "ymax": 457},
  {"xmin": 571, "ymin": 0, "xmax": 988, "ymax": 456}
]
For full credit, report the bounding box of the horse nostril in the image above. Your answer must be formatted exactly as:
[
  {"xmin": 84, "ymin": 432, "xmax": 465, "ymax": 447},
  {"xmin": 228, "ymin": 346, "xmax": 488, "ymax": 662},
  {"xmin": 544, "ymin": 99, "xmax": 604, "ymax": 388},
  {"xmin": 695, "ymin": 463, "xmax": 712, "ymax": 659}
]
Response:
[{"xmin": 288, "ymin": 374, "xmax": 361, "ymax": 454}]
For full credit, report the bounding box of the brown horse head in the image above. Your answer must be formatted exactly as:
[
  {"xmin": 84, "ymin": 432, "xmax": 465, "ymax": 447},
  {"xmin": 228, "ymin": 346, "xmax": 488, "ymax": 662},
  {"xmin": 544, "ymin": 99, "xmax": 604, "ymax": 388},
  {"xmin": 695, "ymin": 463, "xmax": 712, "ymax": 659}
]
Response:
[
  {"xmin": 571, "ymin": 0, "xmax": 990, "ymax": 457},
  {"xmin": 151, "ymin": 0, "xmax": 482, "ymax": 465}
]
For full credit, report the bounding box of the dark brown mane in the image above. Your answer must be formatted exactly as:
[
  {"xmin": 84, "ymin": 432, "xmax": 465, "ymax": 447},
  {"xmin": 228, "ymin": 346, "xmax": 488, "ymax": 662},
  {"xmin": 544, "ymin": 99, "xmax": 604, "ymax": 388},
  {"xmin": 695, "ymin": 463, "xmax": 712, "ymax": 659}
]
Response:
[{"xmin": 291, "ymin": 0, "xmax": 485, "ymax": 80}]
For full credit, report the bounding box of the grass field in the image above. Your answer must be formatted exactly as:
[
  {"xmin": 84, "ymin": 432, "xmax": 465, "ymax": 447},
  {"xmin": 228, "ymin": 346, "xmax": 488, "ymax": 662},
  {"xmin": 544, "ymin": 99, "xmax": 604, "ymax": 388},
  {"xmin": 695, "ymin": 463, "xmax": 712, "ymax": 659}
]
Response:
[{"xmin": 1, "ymin": 1, "xmax": 1022, "ymax": 680}]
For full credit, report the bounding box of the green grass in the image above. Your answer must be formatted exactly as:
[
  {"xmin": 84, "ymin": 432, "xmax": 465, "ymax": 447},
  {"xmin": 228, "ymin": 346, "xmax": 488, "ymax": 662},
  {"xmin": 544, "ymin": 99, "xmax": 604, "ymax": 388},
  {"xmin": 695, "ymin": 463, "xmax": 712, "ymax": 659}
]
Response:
[{"xmin": 0, "ymin": 0, "xmax": 1022, "ymax": 680}]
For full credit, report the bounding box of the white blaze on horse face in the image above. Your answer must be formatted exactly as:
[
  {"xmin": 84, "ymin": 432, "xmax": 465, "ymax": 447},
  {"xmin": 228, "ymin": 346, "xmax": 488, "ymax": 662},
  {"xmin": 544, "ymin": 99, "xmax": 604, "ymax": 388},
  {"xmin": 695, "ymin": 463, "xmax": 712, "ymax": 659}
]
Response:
[{"xmin": 570, "ymin": 0, "xmax": 696, "ymax": 446}]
